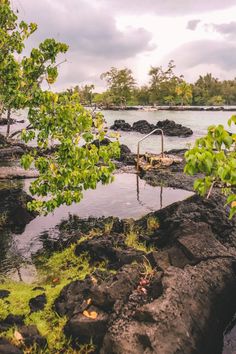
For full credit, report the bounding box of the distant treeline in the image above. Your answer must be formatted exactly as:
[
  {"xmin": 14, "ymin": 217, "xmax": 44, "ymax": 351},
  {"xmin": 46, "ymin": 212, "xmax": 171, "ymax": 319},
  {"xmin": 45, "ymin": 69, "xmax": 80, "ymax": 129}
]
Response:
[{"xmin": 69, "ymin": 61, "xmax": 236, "ymax": 108}]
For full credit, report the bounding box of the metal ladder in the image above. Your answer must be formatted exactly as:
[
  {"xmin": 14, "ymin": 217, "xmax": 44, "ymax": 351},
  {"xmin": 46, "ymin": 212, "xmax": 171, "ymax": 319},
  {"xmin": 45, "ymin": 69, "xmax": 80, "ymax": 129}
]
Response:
[{"xmin": 136, "ymin": 128, "xmax": 164, "ymax": 172}]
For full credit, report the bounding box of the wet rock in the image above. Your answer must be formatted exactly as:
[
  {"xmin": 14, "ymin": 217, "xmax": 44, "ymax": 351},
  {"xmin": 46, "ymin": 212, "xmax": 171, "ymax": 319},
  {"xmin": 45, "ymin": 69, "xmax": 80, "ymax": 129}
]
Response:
[
  {"xmin": 156, "ymin": 119, "xmax": 193, "ymax": 137},
  {"xmin": 29, "ymin": 294, "xmax": 47, "ymax": 313},
  {"xmin": 0, "ymin": 146, "xmax": 25, "ymax": 160},
  {"xmin": 0, "ymin": 338, "xmax": 22, "ymax": 354},
  {"xmin": 64, "ymin": 306, "xmax": 109, "ymax": 347},
  {"xmin": 18, "ymin": 325, "xmax": 47, "ymax": 349},
  {"xmin": 132, "ymin": 120, "xmax": 154, "ymax": 134},
  {"xmin": 110, "ymin": 119, "xmax": 193, "ymax": 137},
  {"xmin": 0, "ymin": 289, "xmax": 10, "ymax": 299},
  {"xmin": 0, "ymin": 188, "xmax": 36, "ymax": 233},
  {"xmin": 74, "ymin": 235, "xmax": 144, "ymax": 269},
  {"xmin": 89, "ymin": 264, "xmax": 140, "ymax": 311},
  {"xmin": 110, "ymin": 120, "xmax": 132, "ymax": 131},
  {"xmin": 0, "ymin": 314, "xmax": 24, "ymax": 332},
  {"xmin": 55, "ymin": 277, "xmax": 94, "ymax": 317}
]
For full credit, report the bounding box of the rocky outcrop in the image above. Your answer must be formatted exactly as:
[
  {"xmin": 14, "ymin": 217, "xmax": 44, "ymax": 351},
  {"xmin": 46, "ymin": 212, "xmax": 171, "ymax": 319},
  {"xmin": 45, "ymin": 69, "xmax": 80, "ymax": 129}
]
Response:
[
  {"xmin": 0, "ymin": 188, "xmax": 36, "ymax": 232},
  {"xmin": 49, "ymin": 191, "xmax": 236, "ymax": 354},
  {"xmin": 110, "ymin": 120, "xmax": 132, "ymax": 131},
  {"xmin": 110, "ymin": 119, "xmax": 193, "ymax": 137}
]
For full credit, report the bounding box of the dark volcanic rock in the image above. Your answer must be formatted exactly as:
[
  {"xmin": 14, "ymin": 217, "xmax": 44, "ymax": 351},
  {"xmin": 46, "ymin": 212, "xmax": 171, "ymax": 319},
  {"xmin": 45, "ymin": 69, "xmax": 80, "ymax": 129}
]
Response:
[
  {"xmin": 54, "ymin": 277, "xmax": 94, "ymax": 317},
  {"xmin": 0, "ymin": 146, "xmax": 25, "ymax": 160},
  {"xmin": 29, "ymin": 294, "xmax": 47, "ymax": 313},
  {"xmin": 18, "ymin": 325, "xmax": 47, "ymax": 349},
  {"xmin": 75, "ymin": 234, "xmax": 144, "ymax": 269},
  {"xmin": 101, "ymin": 258, "xmax": 236, "ymax": 354},
  {"xmin": 110, "ymin": 118, "xmax": 193, "ymax": 137},
  {"xmin": 110, "ymin": 119, "xmax": 132, "ymax": 131},
  {"xmin": 132, "ymin": 120, "xmax": 154, "ymax": 134},
  {"xmin": 156, "ymin": 119, "xmax": 193, "ymax": 137},
  {"xmin": 0, "ymin": 338, "xmax": 22, "ymax": 354},
  {"xmin": 64, "ymin": 306, "xmax": 109, "ymax": 347},
  {"xmin": 0, "ymin": 314, "xmax": 25, "ymax": 332},
  {"xmin": 0, "ymin": 289, "xmax": 10, "ymax": 299},
  {"xmin": 0, "ymin": 188, "xmax": 36, "ymax": 233}
]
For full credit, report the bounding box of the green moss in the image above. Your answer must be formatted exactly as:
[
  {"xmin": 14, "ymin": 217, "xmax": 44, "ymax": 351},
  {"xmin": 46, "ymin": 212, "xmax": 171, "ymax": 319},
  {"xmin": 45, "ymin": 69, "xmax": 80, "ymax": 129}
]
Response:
[
  {"xmin": 125, "ymin": 231, "xmax": 154, "ymax": 253},
  {"xmin": 146, "ymin": 216, "xmax": 160, "ymax": 232},
  {"xmin": 0, "ymin": 237, "xmax": 109, "ymax": 353}
]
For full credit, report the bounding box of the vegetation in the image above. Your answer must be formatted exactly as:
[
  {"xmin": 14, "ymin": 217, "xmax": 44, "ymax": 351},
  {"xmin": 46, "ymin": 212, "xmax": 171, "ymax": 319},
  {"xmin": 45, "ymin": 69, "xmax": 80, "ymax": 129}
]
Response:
[
  {"xmin": 0, "ymin": 238, "xmax": 107, "ymax": 353},
  {"xmin": 0, "ymin": 0, "xmax": 120, "ymax": 214},
  {"xmin": 184, "ymin": 115, "xmax": 236, "ymax": 218},
  {"xmin": 75, "ymin": 63, "xmax": 236, "ymax": 108},
  {"xmin": 100, "ymin": 67, "xmax": 136, "ymax": 107}
]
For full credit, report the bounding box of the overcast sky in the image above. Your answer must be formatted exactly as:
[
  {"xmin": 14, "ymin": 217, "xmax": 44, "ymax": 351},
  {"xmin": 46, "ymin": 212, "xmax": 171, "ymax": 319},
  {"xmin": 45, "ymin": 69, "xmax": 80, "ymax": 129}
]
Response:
[{"xmin": 13, "ymin": 0, "xmax": 236, "ymax": 91}]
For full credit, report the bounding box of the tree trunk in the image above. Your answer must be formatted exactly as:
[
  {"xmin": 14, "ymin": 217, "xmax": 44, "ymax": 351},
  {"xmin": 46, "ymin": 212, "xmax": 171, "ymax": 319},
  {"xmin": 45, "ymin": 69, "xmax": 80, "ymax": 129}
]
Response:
[{"xmin": 6, "ymin": 107, "xmax": 11, "ymax": 138}]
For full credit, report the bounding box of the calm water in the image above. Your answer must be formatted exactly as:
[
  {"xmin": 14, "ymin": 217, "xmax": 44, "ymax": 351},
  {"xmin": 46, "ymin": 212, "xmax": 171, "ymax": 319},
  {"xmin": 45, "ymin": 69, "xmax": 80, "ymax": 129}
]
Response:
[
  {"xmin": 102, "ymin": 109, "xmax": 236, "ymax": 153},
  {"xmin": 1, "ymin": 109, "xmax": 236, "ymax": 154},
  {"xmin": 11, "ymin": 174, "xmax": 193, "ymax": 257}
]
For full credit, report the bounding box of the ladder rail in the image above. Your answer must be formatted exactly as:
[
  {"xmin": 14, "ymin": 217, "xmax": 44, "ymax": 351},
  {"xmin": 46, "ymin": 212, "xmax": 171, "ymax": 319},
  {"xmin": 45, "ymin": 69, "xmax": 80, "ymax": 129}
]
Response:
[{"xmin": 136, "ymin": 128, "xmax": 164, "ymax": 172}]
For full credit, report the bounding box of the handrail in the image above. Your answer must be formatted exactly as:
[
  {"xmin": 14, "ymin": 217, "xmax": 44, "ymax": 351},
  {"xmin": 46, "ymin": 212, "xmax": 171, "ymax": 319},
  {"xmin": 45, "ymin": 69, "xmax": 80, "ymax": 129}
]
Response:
[{"xmin": 136, "ymin": 128, "xmax": 164, "ymax": 172}]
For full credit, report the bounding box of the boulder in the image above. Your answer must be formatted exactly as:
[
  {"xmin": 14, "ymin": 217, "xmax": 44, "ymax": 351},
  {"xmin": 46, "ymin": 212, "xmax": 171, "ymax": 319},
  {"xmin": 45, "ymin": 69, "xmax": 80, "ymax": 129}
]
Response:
[
  {"xmin": 110, "ymin": 120, "xmax": 132, "ymax": 131},
  {"xmin": 0, "ymin": 338, "xmax": 22, "ymax": 354},
  {"xmin": 132, "ymin": 120, "xmax": 154, "ymax": 134},
  {"xmin": 29, "ymin": 294, "xmax": 47, "ymax": 313}
]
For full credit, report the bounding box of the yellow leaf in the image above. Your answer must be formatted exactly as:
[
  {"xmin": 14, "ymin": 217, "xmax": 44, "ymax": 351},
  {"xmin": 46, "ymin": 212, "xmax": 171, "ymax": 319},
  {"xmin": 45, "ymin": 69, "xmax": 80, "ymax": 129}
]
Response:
[
  {"xmin": 83, "ymin": 310, "xmax": 98, "ymax": 319},
  {"xmin": 87, "ymin": 298, "xmax": 92, "ymax": 305},
  {"xmin": 231, "ymin": 201, "xmax": 236, "ymax": 208}
]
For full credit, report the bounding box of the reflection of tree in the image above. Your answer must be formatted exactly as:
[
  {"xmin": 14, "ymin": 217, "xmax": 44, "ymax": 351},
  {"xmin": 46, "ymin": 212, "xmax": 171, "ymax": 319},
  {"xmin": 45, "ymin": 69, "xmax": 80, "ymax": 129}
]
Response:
[{"xmin": 0, "ymin": 235, "xmax": 29, "ymax": 281}]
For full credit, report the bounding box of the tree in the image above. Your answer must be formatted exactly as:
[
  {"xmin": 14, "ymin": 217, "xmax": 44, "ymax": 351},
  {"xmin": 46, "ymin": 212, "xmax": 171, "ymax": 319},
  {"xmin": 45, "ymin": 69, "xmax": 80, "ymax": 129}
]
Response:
[
  {"xmin": 192, "ymin": 73, "xmax": 221, "ymax": 106},
  {"xmin": 101, "ymin": 67, "xmax": 136, "ymax": 107},
  {"xmin": 74, "ymin": 84, "xmax": 95, "ymax": 105},
  {"xmin": 0, "ymin": 0, "xmax": 68, "ymax": 137},
  {"xmin": 2, "ymin": 1, "xmax": 120, "ymax": 214},
  {"xmin": 184, "ymin": 115, "xmax": 236, "ymax": 218},
  {"xmin": 175, "ymin": 82, "xmax": 192, "ymax": 106},
  {"xmin": 148, "ymin": 60, "xmax": 183, "ymax": 105}
]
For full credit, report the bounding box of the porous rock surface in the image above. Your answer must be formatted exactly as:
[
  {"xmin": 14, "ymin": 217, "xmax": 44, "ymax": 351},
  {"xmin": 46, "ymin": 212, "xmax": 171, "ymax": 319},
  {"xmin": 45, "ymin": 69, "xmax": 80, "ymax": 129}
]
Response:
[{"xmin": 53, "ymin": 192, "xmax": 236, "ymax": 354}]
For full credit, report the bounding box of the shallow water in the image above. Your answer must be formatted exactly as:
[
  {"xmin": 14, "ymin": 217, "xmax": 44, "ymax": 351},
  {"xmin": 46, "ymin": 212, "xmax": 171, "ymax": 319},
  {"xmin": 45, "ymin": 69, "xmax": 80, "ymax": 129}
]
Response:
[
  {"xmin": 102, "ymin": 109, "xmax": 236, "ymax": 153},
  {"xmin": 10, "ymin": 173, "xmax": 193, "ymax": 257},
  {"xmin": 1, "ymin": 109, "xmax": 236, "ymax": 154}
]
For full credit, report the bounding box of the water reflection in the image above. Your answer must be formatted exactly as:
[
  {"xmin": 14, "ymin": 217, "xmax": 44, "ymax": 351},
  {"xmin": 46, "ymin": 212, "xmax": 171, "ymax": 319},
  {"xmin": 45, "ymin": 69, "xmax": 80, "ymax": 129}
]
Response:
[{"xmin": 0, "ymin": 173, "xmax": 193, "ymax": 278}]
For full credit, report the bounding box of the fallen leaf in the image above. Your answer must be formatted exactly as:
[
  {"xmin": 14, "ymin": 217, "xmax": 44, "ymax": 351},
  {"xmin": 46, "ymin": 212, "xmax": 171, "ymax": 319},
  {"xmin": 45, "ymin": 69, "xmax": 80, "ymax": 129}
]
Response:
[
  {"xmin": 83, "ymin": 310, "xmax": 98, "ymax": 319},
  {"xmin": 231, "ymin": 201, "xmax": 236, "ymax": 208},
  {"xmin": 14, "ymin": 330, "xmax": 23, "ymax": 341},
  {"xmin": 87, "ymin": 298, "xmax": 92, "ymax": 305}
]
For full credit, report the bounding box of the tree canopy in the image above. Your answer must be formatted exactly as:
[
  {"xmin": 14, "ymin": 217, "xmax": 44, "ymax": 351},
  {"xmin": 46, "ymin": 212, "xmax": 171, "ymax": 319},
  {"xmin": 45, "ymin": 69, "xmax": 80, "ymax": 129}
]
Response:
[
  {"xmin": 0, "ymin": 0, "xmax": 120, "ymax": 214},
  {"xmin": 185, "ymin": 115, "xmax": 236, "ymax": 218}
]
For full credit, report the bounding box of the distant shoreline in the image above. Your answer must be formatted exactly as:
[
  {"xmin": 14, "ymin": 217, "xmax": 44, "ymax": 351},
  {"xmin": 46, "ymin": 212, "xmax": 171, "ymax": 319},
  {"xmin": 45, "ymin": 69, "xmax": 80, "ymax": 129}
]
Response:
[{"xmin": 99, "ymin": 105, "xmax": 236, "ymax": 112}]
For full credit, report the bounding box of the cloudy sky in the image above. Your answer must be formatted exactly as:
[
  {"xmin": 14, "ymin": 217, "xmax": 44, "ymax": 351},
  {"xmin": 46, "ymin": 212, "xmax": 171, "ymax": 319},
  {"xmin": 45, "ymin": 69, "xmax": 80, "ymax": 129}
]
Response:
[{"xmin": 12, "ymin": 0, "xmax": 236, "ymax": 91}]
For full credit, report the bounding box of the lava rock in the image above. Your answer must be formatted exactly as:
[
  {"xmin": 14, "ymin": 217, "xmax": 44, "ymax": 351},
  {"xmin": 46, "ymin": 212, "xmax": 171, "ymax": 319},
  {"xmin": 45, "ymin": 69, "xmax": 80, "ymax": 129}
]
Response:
[
  {"xmin": 0, "ymin": 189, "xmax": 36, "ymax": 233},
  {"xmin": 64, "ymin": 306, "xmax": 109, "ymax": 347},
  {"xmin": 156, "ymin": 119, "xmax": 193, "ymax": 137},
  {"xmin": 132, "ymin": 120, "xmax": 154, "ymax": 134},
  {"xmin": 110, "ymin": 120, "xmax": 132, "ymax": 131},
  {"xmin": 18, "ymin": 325, "xmax": 47, "ymax": 349},
  {"xmin": 0, "ymin": 290, "xmax": 10, "ymax": 299},
  {"xmin": 0, "ymin": 338, "xmax": 22, "ymax": 354},
  {"xmin": 54, "ymin": 277, "xmax": 94, "ymax": 317},
  {"xmin": 29, "ymin": 294, "xmax": 47, "ymax": 312}
]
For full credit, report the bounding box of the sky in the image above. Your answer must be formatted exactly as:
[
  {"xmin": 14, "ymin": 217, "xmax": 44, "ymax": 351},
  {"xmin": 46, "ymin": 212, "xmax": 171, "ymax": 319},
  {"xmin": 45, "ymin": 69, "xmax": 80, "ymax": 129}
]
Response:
[{"xmin": 12, "ymin": 0, "xmax": 236, "ymax": 91}]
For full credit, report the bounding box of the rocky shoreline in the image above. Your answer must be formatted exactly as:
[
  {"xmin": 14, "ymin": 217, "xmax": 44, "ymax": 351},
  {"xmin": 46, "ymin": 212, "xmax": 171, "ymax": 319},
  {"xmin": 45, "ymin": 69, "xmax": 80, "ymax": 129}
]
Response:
[
  {"xmin": 0, "ymin": 139, "xmax": 235, "ymax": 353},
  {"xmin": 103, "ymin": 106, "xmax": 236, "ymax": 112}
]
